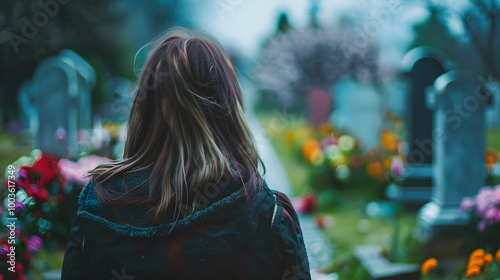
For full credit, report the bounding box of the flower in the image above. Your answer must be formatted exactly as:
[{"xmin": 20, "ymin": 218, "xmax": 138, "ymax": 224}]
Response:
[
  {"xmin": 495, "ymin": 249, "xmax": 500, "ymax": 261},
  {"xmin": 465, "ymin": 265, "xmax": 481, "ymax": 278},
  {"xmin": 58, "ymin": 155, "xmax": 110, "ymax": 186},
  {"xmin": 292, "ymin": 193, "xmax": 318, "ymax": 214},
  {"xmin": 462, "ymin": 185, "xmax": 500, "ymax": 232},
  {"xmin": 14, "ymin": 201, "xmax": 25, "ymax": 214},
  {"xmin": 338, "ymin": 135, "xmax": 355, "ymax": 152},
  {"xmin": 380, "ymin": 129, "xmax": 399, "ymax": 152},
  {"xmin": 301, "ymin": 138, "xmax": 322, "ymax": 164},
  {"xmin": 469, "ymin": 255, "xmax": 485, "ymax": 267},
  {"xmin": 26, "ymin": 236, "xmax": 43, "ymax": 254},
  {"xmin": 470, "ymin": 249, "xmax": 485, "ymax": 259},
  {"xmin": 16, "ymin": 153, "xmax": 60, "ymax": 202},
  {"xmin": 484, "ymin": 253, "xmax": 493, "ymax": 264},
  {"xmin": 390, "ymin": 156, "xmax": 405, "ymax": 178},
  {"xmin": 367, "ymin": 162, "xmax": 383, "ymax": 177},
  {"xmin": 460, "ymin": 197, "xmax": 475, "ymax": 212},
  {"xmin": 314, "ymin": 214, "xmax": 334, "ymax": 228},
  {"xmin": 421, "ymin": 258, "xmax": 437, "ymax": 275}
]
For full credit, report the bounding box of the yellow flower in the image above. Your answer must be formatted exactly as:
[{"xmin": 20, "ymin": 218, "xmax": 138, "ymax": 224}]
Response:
[{"xmin": 421, "ymin": 258, "xmax": 438, "ymax": 275}]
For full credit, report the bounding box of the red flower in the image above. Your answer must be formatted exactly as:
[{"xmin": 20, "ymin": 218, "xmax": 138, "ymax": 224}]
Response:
[
  {"xmin": 33, "ymin": 210, "xmax": 42, "ymax": 219},
  {"xmin": 17, "ymin": 153, "xmax": 60, "ymax": 202}
]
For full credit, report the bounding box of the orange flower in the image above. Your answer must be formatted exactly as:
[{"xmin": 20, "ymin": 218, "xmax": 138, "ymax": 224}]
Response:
[
  {"xmin": 380, "ymin": 129, "xmax": 399, "ymax": 152},
  {"xmin": 465, "ymin": 265, "xmax": 481, "ymax": 278},
  {"xmin": 367, "ymin": 162, "xmax": 383, "ymax": 177},
  {"xmin": 469, "ymin": 255, "xmax": 485, "ymax": 268},
  {"xmin": 470, "ymin": 249, "xmax": 485, "ymax": 259},
  {"xmin": 383, "ymin": 157, "xmax": 392, "ymax": 170},
  {"xmin": 317, "ymin": 122, "xmax": 334, "ymax": 135},
  {"xmin": 496, "ymin": 249, "xmax": 500, "ymax": 261},
  {"xmin": 486, "ymin": 154, "xmax": 495, "ymax": 170},
  {"xmin": 302, "ymin": 139, "xmax": 321, "ymax": 163},
  {"xmin": 484, "ymin": 253, "xmax": 493, "ymax": 264},
  {"xmin": 421, "ymin": 258, "xmax": 438, "ymax": 275}
]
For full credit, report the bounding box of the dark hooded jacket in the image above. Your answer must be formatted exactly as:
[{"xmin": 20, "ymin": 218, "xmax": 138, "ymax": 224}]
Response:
[{"xmin": 61, "ymin": 171, "xmax": 310, "ymax": 280}]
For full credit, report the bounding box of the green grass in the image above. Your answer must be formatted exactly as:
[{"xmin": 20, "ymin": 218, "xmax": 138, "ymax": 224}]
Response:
[
  {"xmin": 0, "ymin": 133, "xmax": 32, "ymax": 175},
  {"xmin": 487, "ymin": 130, "xmax": 500, "ymax": 151}
]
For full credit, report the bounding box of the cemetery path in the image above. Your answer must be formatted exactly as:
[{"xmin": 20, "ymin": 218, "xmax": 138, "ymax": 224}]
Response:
[{"xmin": 243, "ymin": 79, "xmax": 337, "ymax": 280}]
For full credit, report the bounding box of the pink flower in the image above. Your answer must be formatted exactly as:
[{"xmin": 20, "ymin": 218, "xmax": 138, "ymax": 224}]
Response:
[
  {"xmin": 14, "ymin": 201, "xmax": 25, "ymax": 214},
  {"xmin": 495, "ymin": 209, "xmax": 500, "ymax": 223},
  {"xmin": 478, "ymin": 220, "xmax": 487, "ymax": 232},
  {"xmin": 484, "ymin": 207, "xmax": 498, "ymax": 223},
  {"xmin": 321, "ymin": 137, "xmax": 337, "ymax": 149},
  {"xmin": 58, "ymin": 155, "xmax": 110, "ymax": 186},
  {"xmin": 390, "ymin": 156, "xmax": 405, "ymax": 178},
  {"xmin": 26, "ymin": 236, "xmax": 43, "ymax": 254},
  {"xmin": 460, "ymin": 197, "xmax": 476, "ymax": 212},
  {"xmin": 0, "ymin": 244, "xmax": 9, "ymax": 256},
  {"xmin": 476, "ymin": 187, "xmax": 493, "ymax": 215},
  {"xmin": 492, "ymin": 184, "xmax": 500, "ymax": 205}
]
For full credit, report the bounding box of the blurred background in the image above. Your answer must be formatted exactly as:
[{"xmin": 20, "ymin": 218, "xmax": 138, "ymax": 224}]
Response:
[{"xmin": 1, "ymin": 0, "xmax": 500, "ymax": 279}]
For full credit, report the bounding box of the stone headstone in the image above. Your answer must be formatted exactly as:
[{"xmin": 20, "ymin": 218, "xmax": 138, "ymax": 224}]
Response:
[
  {"xmin": 354, "ymin": 245, "xmax": 419, "ymax": 280},
  {"xmin": 329, "ymin": 79, "xmax": 382, "ymax": 150},
  {"xmin": 394, "ymin": 47, "xmax": 452, "ymax": 206},
  {"xmin": 419, "ymin": 71, "xmax": 490, "ymax": 242},
  {"xmin": 30, "ymin": 50, "xmax": 95, "ymax": 157},
  {"xmin": 17, "ymin": 80, "xmax": 37, "ymax": 145},
  {"xmin": 307, "ymin": 87, "xmax": 333, "ymax": 127},
  {"xmin": 486, "ymin": 82, "xmax": 500, "ymax": 129},
  {"xmin": 101, "ymin": 77, "xmax": 135, "ymax": 123}
]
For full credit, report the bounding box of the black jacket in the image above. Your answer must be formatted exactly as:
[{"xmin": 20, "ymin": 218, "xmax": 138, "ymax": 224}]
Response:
[{"xmin": 62, "ymin": 172, "xmax": 311, "ymax": 280}]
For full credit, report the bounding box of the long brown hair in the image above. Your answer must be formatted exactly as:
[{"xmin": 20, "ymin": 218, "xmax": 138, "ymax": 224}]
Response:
[{"xmin": 90, "ymin": 28, "xmax": 264, "ymax": 225}]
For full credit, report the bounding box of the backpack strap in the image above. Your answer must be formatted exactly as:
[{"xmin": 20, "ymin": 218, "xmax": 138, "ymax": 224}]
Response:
[{"xmin": 270, "ymin": 190, "xmax": 311, "ymax": 280}]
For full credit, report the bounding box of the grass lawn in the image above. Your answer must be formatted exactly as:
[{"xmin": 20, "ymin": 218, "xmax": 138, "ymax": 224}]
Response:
[
  {"xmin": 487, "ymin": 129, "xmax": 500, "ymax": 150},
  {"xmin": 0, "ymin": 133, "xmax": 32, "ymax": 173}
]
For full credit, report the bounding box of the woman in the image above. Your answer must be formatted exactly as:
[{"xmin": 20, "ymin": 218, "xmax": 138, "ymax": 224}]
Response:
[{"xmin": 62, "ymin": 28, "xmax": 310, "ymax": 280}]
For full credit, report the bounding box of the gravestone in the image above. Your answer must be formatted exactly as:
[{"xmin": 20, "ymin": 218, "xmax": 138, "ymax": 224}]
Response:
[
  {"xmin": 17, "ymin": 80, "xmax": 37, "ymax": 145},
  {"xmin": 307, "ymin": 87, "xmax": 333, "ymax": 127},
  {"xmin": 393, "ymin": 47, "xmax": 452, "ymax": 206},
  {"xmin": 329, "ymin": 79, "xmax": 382, "ymax": 149},
  {"xmin": 486, "ymin": 82, "xmax": 500, "ymax": 129},
  {"xmin": 101, "ymin": 77, "xmax": 135, "ymax": 123},
  {"xmin": 418, "ymin": 71, "xmax": 490, "ymax": 251},
  {"xmin": 30, "ymin": 50, "xmax": 95, "ymax": 157}
]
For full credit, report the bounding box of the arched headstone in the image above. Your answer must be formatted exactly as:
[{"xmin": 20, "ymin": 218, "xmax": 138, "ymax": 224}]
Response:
[
  {"xmin": 329, "ymin": 79, "xmax": 382, "ymax": 150},
  {"xmin": 395, "ymin": 47, "xmax": 452, "ymax": 205},
  {"xmin": 30, "ymin": 50, "xmax": 95, "ymax": 157},
  {"xmin": 419, "ymin": 71, "xmax": 490, "ymax": 245}
]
